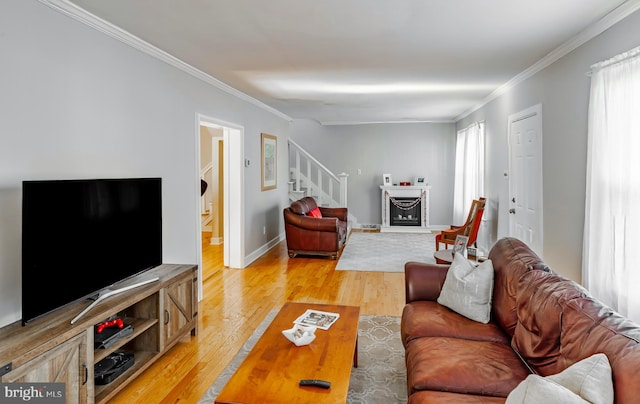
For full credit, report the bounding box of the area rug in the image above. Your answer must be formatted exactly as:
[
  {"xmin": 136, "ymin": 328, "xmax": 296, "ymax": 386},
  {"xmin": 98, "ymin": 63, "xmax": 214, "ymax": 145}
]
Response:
[
  {"xmin": 336, "ymin": 232, "xmax": 436, "ymax": 272},
  {"xmin": 198, "ymin": 311, "xmax": 407, "ymax": 404}
]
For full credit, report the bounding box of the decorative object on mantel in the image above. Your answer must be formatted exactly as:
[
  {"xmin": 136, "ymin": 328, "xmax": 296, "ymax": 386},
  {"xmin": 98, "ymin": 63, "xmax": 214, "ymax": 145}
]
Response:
[
  {"xmin": 400, "ymin": 181, "xmax": 411, "ymax": 186},
  {"xmin": 261, "ymin": 133, "xmax": 277, "ymax": 191},
  {"xmin": 382, "ymin": 173, "xmax": 392, "ymax": 186},
  {"xmin": 414, "ymin": 176, "xmax": 426, "ymax": 186}
]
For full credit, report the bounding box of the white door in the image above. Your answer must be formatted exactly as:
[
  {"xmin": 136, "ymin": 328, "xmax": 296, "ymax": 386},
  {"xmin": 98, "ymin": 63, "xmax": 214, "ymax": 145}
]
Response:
[{"xmin": 508, "ymin": 104, "xmax": 543, "ymax": 255}]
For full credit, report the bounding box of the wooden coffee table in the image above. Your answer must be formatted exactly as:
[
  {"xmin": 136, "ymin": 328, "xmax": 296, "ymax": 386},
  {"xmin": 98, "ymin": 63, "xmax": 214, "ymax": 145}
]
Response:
[{"xmin": 215, "ymin": 302, "xmax": 360, "ymax": 404}]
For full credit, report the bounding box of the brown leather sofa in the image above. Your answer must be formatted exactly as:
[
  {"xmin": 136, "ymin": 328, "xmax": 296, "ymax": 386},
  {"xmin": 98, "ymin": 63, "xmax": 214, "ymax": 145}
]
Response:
[
  {"xmin": 283, "ymin": 196, "xmax": 348, "ymax": 259},
  {"xmin": 402, "ymin": 237, "xmax": 640, "ymax": 403}
]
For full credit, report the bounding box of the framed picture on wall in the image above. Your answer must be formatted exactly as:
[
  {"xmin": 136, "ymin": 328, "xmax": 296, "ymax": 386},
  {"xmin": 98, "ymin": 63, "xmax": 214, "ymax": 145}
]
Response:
[
  {"xmin": 383, "ymin": 174, "xmax": 392, "ymax": 186},
  {"xmin": 261, "ymin": 133, "xmax": 277, "ymax": 191}
]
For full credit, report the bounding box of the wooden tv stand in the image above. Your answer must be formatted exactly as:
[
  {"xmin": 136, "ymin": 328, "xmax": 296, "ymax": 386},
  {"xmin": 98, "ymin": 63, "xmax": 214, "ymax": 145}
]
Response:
[{"xmin": 0, "ymin": 264, "xmax": 198, "ymax": 404}]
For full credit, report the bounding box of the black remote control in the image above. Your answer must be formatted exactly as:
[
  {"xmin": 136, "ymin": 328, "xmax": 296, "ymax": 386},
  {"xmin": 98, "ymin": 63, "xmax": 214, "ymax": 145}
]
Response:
[{"xmin": 299, "ymin": 379, "xmax": 331, "ymax": 389}]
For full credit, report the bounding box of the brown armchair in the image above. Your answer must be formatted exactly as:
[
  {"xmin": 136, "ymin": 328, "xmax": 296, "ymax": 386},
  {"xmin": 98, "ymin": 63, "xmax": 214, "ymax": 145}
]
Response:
[
  {"xmin": 283, "ymin": 196, "xmax": 348, "ymax": 259},
  {"xmin": 435, "ymin": 197, "xmax": 486, "ymax": 251}
]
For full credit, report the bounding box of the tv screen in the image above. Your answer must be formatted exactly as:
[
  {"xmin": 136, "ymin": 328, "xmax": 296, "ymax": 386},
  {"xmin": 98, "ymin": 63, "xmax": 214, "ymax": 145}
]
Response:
[{"xmin": 21, "ymin": 178, "xmax": 162, "ymax": 325}]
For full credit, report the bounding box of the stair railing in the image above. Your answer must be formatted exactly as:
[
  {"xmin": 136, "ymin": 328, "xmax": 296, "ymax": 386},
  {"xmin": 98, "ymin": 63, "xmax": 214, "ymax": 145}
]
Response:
[{"xmin": 287, "ymin": 139, "xmax": 348, "ymax": 208}]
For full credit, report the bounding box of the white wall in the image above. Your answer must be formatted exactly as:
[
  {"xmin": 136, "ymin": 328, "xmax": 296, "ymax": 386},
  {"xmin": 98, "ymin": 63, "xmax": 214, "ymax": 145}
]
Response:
[
  {"xmin": 457, "ymin": 8, "xmax": 640, "ymax": 283},
  {"xmin": 0, "ymin": 0, "xmax": 290, "ymax": 327},
  {"xmin": 289, "ymin": 119, "xmax": 456, "ymax": 227}
]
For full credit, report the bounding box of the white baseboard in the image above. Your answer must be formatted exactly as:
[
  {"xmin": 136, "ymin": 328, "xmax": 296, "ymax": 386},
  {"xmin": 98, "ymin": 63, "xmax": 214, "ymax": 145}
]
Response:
[{"xmin": 245, "ymin": 233, "xmax": 286, "ymax": 266}]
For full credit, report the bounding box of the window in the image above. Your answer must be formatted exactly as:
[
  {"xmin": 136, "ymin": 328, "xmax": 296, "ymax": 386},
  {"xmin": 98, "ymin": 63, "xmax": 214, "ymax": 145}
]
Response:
[
  {"xmin": 583, "ymin": 45, "xmax": 640, "ymax": 323},
  {"xmin": 453, "ymin": 122, "xmax": 485, "ymax": 223}
]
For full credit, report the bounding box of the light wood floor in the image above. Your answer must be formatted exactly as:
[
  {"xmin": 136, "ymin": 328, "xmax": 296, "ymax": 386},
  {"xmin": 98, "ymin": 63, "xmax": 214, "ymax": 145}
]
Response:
[{"xmin": 109, "ymin": 231, "xmax": 406, "ymax": 403}]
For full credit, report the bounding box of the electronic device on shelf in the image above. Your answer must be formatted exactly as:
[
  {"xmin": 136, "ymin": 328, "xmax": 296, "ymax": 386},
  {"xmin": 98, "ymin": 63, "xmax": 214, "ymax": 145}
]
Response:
[
  {"xmin": 94, "ymin": 316, "xmax": 134, "ymax": 349},
  {"xmin": 96, "ymin": 317, "xmax": 124, "ymax": 333},
  {"xmin": 21, "ymin": 177, "xmax": 163, "ymax": 326},
  {"xmin": 94, "ymin": 351, "xmax": 135, "ymax": 385}
]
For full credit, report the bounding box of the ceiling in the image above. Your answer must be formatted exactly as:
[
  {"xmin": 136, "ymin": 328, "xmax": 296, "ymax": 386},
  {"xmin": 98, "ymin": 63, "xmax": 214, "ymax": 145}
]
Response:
[{"xmin": 64, "ymin": 0, "xmax": 634, "ymax": 124}]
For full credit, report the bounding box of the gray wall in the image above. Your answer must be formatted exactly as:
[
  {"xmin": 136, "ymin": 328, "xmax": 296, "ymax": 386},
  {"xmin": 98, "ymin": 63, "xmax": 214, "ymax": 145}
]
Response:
[
  {"xmin": 0, "ymin": 0, "xmax": 289, "ymax": 327},
  {"xmin": 289, "ymin": 119, "xmax": 456, "ymax": 228},
  {"xmin": 457, "ymin": 9, "xmax": 640, "ymax": 283}
]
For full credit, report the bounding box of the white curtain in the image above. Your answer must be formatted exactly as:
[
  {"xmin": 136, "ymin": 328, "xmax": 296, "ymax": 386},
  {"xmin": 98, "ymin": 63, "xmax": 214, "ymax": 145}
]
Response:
[
  {"xmin": 453, "ymin": 122, "xmax": 485, "ymax": 223},
  {"xmin": 583, "ymin": 45, "xmax": 640, "ymax": 324}
]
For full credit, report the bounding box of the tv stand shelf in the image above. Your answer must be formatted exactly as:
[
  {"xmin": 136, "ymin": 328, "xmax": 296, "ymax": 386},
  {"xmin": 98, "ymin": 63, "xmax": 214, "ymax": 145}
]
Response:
[
  {"xmin": 0, "ymin": 264, "xmax": 198, "ymax": 404},
  {"xmin": 93, "ymin": 317, "xmax": 157, "ymax": 363}
]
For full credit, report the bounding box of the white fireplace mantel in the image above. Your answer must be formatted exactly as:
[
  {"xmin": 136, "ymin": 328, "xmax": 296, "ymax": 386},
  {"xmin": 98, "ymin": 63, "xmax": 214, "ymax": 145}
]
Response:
[{"xmin": 380, "ymin": 185, "xmax": 431, "ymax": 233}]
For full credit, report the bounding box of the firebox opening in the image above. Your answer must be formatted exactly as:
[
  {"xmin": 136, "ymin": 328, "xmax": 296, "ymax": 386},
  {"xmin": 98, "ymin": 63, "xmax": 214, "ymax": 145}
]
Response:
[{"xmin": 389, "ymin": 197, "xmax": 421, "ymax": 226}]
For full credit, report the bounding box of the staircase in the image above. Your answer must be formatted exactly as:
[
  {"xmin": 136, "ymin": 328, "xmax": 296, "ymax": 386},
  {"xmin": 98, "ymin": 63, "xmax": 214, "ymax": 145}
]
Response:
[{"xmin": 288, "ymin": 139, "xmax": 356, "ymax": 227}]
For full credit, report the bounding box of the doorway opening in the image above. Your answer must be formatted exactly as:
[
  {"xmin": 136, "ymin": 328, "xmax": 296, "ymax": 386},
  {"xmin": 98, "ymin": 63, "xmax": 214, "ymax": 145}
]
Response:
[{"xmin": 195, "ymin": 114, "xmax": 245, "ymax": 299}]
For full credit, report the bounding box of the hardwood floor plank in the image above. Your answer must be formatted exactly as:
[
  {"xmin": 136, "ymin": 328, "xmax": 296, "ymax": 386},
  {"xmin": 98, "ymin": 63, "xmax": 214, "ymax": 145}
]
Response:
[{"xmin": 108, "ymin": 230, "xmax": 406, "ymax": 403}]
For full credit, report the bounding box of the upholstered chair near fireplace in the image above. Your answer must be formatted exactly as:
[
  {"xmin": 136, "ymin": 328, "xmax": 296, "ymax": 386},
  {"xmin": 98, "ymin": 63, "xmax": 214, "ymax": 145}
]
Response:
[
  {"xmin": 283, "ymin": 196, "xmax": 348, "ymax": 259},
  {"xmin": 435, "ymin": 197, "xmax": 486, "ymax": 251}
]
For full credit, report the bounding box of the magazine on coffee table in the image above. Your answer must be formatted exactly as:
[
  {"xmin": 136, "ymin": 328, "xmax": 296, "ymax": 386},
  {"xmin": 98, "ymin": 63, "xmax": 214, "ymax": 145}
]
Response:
[{"xmin": 294, "ymin": 309, "xmax": 340, "ymax": 330}]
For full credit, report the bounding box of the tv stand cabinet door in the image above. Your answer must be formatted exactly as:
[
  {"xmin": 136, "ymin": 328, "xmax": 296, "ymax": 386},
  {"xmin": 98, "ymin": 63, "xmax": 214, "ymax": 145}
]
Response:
[
  {"xmin": 1, "ymin": 330, "xmax": 92, "ymax": 404},
  {"xmin": 161, "ymin": 269, "xmax": 198, "ymax": 349}
]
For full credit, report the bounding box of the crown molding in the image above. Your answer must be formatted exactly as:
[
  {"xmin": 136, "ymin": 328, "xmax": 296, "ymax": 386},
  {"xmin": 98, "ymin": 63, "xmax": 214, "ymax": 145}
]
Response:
[
  {"xmin": 39, "ymin": 0, "xmax": 293, "ymax": 122},
  {"xmin": 39, "ymin": 0, "xmax": 640, "ymax": 126},
  {"xmin": 320, "ymin": 119, "xmax": 454, "ymax": 126},
  {"xmin": 456, "ymin": 0, "xmax": 640, "ymax": 121}
]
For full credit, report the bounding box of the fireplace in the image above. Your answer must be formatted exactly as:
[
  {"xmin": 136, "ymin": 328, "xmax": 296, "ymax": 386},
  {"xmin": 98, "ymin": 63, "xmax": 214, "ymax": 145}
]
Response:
[
  {"xmin": 389, "ymin": 197, "xmax": 421, "ymax": 226},
  {"xmin": 380, "ymin": 185, "xmax": 431, "ymax": 233}
]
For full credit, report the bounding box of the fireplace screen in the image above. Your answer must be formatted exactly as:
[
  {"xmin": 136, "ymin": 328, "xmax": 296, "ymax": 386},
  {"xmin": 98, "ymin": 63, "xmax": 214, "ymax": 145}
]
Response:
[{"xmin": 389, "ymin": 197, "xmax": 421, "ymax": 226}]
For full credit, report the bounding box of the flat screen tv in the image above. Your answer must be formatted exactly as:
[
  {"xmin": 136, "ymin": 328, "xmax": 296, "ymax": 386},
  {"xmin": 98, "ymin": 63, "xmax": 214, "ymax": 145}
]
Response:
[{"xmin": 21, "ymin": 177, "xmax": 163, "ymax": 325}]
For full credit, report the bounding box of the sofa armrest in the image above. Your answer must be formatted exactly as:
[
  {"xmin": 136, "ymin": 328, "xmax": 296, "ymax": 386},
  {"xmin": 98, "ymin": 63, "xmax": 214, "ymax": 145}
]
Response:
[
  {"xmin": 404, "ymin": 261, "xmax": 449, "ymax": 303},
  {"xmin": 318, "ymin": 206, "xmax": 348, "ymax": 222},
  {"xmin": 285, "ymin": 210, "xmax": 340, "ymax": 232}
]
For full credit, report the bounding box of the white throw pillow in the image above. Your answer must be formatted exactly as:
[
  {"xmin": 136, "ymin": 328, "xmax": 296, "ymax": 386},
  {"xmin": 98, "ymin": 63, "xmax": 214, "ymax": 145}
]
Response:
[
  {"xmin": 436, "ymin": 252, "xmax": 494, "ymax": 323},
  {"xmin": 506, "ymin": 375, "xmax": 589, "ymax": 403},
  {"xmin": 506, "ymin": 353, "xmax": 614, "ymax": 404}
]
